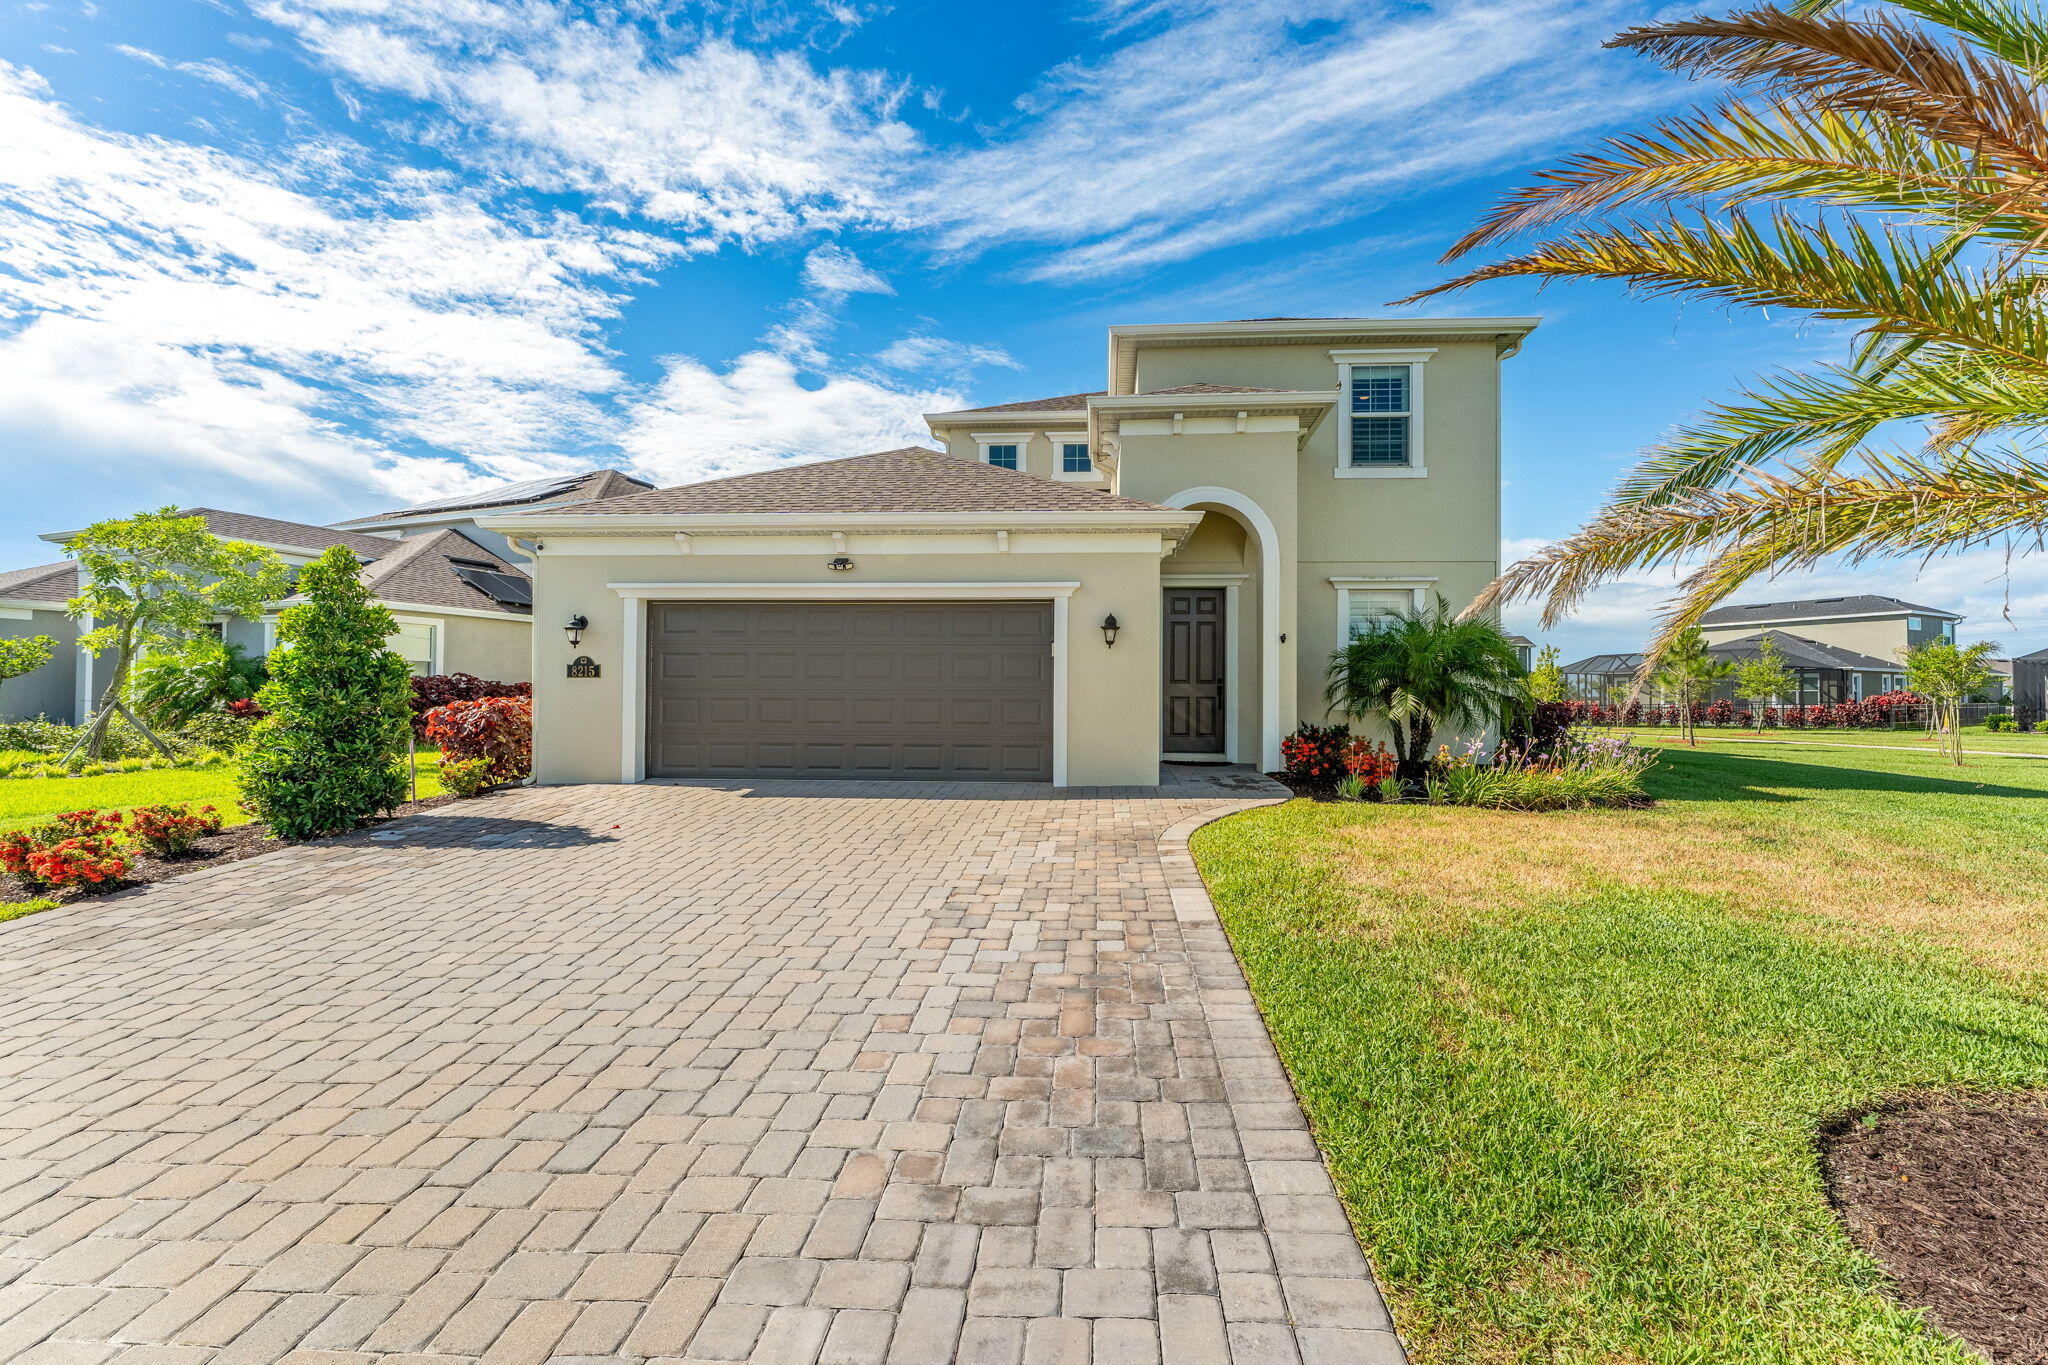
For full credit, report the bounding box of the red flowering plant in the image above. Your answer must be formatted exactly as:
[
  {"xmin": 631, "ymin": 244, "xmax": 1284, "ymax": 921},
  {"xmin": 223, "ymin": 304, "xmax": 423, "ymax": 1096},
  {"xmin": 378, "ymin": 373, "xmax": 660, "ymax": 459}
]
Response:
[
  {"xmin": 1279, "ymin": 723, "xmax": 1351, "ymax": 784},
  {"xmin": 128, "ymin": 803, "xmax": 223, "ymax": 857},
  {"xmin": 1340, "ymin": 738, "xmax": 1399, "ymax": 785},
  {"xmin": 224, "ymin": 698, "xmax": 265, "ymax": 719},
  {"xmin": 2, "ymin": 809, "xmax": 127, "ymax": 892},
  {"xmin": 424, "ymin": 696, "xmax": 534, "ymax": 788}
]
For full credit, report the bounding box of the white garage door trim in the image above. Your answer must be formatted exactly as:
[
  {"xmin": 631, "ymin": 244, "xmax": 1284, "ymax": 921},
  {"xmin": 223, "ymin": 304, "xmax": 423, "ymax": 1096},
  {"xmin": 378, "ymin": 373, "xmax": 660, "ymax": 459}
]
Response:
[{"xmin": 610, "ymin": 582, "xmax": 1080, "ymax": 786}]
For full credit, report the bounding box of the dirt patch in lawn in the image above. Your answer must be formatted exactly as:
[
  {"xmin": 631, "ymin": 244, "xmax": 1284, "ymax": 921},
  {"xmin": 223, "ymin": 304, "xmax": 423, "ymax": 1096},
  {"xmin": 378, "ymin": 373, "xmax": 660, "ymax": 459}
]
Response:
[
  {"xmin": 2, "ymin": 789, "xmax": 492, "ymax": 904},
  {"xmin": 1822, "ymin": 1093, "xmax": 2048, "ymax": 1363}
]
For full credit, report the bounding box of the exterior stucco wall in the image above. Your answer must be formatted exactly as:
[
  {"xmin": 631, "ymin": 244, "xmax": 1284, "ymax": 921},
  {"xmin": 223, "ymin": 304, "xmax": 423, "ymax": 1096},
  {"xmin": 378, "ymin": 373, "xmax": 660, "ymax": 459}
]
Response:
[
  {"xmin": 526, "ymin": 541, "xmax": 1167, "ymax": 787},
  {"xmin": 1702, "ymin": 616, "xmax": 1932, "ymax": 667},
  {"xmin": 0, "ymin": 609, "xmax": 79, "ymax": 723},
  {"xmin": 928, "ymin": 427, "xmax": 1107, "ymax": 487},
  {"xmin": 439, "ymin": 614, "xmax": 533, "ymax": 683}
]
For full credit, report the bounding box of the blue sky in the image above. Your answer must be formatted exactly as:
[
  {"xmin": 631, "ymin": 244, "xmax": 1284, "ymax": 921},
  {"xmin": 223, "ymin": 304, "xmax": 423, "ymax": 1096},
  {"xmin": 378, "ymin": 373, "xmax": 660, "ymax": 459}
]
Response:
[{"xmin": 1, "ymin": 0, "xmax": 2041, "ymax": 661}]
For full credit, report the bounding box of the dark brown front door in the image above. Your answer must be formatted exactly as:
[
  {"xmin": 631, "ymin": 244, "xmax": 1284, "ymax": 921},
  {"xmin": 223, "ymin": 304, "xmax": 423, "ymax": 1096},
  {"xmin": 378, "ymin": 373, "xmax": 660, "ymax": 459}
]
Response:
[{"xmin": 1163, "ymin": 588, "xmax": 1226, "ymax": 754}]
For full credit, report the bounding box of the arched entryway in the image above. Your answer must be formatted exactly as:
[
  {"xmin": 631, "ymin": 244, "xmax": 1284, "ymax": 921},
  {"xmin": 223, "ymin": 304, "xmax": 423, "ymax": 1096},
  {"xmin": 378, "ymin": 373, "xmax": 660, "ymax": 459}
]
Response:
[{"xmin": 1159, "ymin": 487, "xmax": 1281, "ymax": 771}]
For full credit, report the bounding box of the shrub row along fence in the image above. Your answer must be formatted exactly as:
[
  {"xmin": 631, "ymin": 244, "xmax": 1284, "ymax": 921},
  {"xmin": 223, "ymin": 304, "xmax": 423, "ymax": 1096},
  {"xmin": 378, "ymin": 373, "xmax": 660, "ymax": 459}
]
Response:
[{"xmin": 1551, "ymin": 696, "xmax": 2025, "ymax": 731}]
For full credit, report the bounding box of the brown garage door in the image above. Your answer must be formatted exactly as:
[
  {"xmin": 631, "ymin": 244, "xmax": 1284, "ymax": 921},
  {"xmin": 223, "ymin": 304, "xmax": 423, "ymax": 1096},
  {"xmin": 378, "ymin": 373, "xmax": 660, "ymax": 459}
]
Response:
[{"xmin": 646, "ymin": 601, "xmax": 1053, "ymax": 780}]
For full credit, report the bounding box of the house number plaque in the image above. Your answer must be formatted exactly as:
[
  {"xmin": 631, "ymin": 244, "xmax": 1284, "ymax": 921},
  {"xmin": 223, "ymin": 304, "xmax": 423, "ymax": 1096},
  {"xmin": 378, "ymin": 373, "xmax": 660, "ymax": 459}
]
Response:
[{"xmin": 566, "ymin": 656, "xmax": 601, "ymax": 679}]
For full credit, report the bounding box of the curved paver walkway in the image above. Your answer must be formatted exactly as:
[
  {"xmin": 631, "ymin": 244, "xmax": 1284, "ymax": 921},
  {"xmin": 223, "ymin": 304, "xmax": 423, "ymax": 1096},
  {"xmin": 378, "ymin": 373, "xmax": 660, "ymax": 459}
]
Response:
[{"xmin": 0, "ymin": 773, "xmax": 1401, "ymax": 1364}]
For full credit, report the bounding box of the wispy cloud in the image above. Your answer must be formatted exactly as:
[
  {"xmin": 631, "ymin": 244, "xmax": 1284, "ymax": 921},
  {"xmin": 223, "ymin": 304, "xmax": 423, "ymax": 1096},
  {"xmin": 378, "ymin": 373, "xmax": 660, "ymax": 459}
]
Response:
[
  {"xmin": 113, "ymin": 44, "xmax": 269, "ymax": 101},
  {"xmin": 621, "ymin": 349, "xmax": 959, "ymax": 484},
  {"xmin": 253, "ymin": 0, "xmax": 918, "ymax": 246},
  {"xmin": 0, "ymin": 60, "xmax": 670, "ymax": 498},
  {"xmin": 920, "ymin": 0, "xmax": 1672, "ymax": 281}
]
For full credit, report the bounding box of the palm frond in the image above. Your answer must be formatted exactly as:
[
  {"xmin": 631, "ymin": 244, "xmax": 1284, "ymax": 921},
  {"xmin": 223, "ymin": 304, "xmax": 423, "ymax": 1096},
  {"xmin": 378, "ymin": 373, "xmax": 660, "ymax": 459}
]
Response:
[
  {"xmin": 1808, "ymin": 0, "xmax": 2048, "ymax": 84},
  {"xmin": 1441, "ymin": 102, "xmax": 2041, "ymax": 260},
  {"xmin": 1613, "ymin": 351, "xmax": 2048, "ymax": 505},
  {"xmin": 1610, "ymin": 7, "xmax": 2048, "ymax": 175},
  {"xmin": 1406, "ymin": 211, "xmax": 2048, "ymax": 366}
]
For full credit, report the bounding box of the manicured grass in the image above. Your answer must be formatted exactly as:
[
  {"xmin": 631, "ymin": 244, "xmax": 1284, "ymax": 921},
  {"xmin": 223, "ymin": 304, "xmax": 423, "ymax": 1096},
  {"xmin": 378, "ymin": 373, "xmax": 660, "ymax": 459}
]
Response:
[
  {"xmin": 1193, "ymin": 741, "xmax": 2048, "ymax": 1363},
  {"xmin": 0, "ymin": 753, "xmax": 445, "ymax": 834},
  {"xmin": 1604, "ymin": 724, "xmax": 2048, "ymax": 754}
]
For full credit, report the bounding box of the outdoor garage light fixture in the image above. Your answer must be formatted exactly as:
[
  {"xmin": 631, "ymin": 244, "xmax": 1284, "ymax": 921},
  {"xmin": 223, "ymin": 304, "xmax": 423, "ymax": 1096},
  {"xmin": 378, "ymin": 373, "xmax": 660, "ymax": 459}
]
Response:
[
  {"xmin": 1101, "ymin": 614, "xmax": 1120, "ymax": 648},
  {"xmin": 563, "ymin": 614, "xmax": 588, "ymax": 648},
  {"xmin": 828, "ymin": 556, "xmax": 855, "ymax": 571}
]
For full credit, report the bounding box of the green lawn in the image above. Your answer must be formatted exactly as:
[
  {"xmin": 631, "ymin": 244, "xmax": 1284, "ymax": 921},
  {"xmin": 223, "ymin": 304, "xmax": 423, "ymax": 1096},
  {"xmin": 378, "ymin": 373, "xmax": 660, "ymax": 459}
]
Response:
[
  {"xmin": 1603, "ymin": 723, "xmax": 2048, "ymax": 754},
  {"xmin": 1194, "ymin": 740, "xmax": 2048, "ymax": 1364},
  {"xmin": 0, "ymin": 753, "xmax": 445, "ymax": 834}
]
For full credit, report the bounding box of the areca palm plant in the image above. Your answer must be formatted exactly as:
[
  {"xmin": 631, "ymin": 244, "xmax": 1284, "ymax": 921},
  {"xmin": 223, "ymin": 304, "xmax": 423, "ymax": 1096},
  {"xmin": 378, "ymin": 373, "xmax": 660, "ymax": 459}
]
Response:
[
  {"xmin": 1406, "ymin": 0, "xmax": 2048, "ymax": 663},
  {"xmin": 1324, "ymin": 598, "xmax": 1530, "ymax": 771}
]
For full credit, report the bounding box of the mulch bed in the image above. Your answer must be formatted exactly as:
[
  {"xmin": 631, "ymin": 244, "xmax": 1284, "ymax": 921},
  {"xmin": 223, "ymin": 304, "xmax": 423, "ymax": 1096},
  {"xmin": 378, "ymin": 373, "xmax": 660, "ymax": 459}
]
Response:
[
  {"xmin": 1821, "ymin": 1092, "xmax": 2048, "ymax": 1363},
  {"xmin": 3, "ymin": 791, "xmax": 467, "ymax": 905}
]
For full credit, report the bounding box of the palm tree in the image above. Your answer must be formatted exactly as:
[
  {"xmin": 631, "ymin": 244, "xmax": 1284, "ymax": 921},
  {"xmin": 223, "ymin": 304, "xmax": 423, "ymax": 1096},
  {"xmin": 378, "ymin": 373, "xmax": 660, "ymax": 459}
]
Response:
[
  {"xmin": 1405, "ymin": 0, "xmax": 2048, "ymax": 664},
  {"xmin": 1325, "ymin": 598, "xmax": 1530, "ymax": 772},
  {"xmin": 1651, "ymin": 627, "xmax": 1735, "ymax": 745}
]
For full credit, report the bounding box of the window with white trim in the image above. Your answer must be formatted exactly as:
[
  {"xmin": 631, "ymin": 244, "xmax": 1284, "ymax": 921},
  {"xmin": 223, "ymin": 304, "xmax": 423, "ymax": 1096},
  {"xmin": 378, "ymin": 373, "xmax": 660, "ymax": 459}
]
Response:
[
  {"xmin": 1348, "ymin": 366, "xmax": 1412, "ymax": 467},
  {"xmin": 1059, "ymin": 441, "xmax": 1092, "ymax": 474},
  {"xmin": 1345, "ymin": 589, "xmax": 1415, "ymax": 639},
  {"xmin": 983, "ymin": 441, "xmax": 1019, "ymax": 470},
  {"xmin": 388, "ymin": 620, "xmax": 438, "ymax": 676}
]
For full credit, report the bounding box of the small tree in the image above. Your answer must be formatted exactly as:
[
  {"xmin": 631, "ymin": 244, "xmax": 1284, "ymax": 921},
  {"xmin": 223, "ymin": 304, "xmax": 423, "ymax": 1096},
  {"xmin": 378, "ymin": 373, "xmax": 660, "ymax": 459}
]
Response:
[
  {"xmin": 1325, "ymin": 597, "xmax": 1530, "ymax": 773},
  {"xmin": 1903, "ymin": 640, "xmax": 2002, "ymax": 766},
  {"xmin": 0, "ymin": 634, "xmax": 55, "ymax": 688},
  {"xmin": 1649, "ymin": 626, "xmax": 1733, "ymax": 747},
  {"xmin": 1733, "ymin": 634, "xmax": 1796, "ymax": 734},
  {"xmin": 62, "ymin": 509, "xmax": 289, "ymax": 760},
  {"xmin": 239, "ymin": 547, "xmax": 412, "ymax": 838},
  {"xmin": 1526, "ymin": 644, "xmax": 1568, "ymax": 704}
]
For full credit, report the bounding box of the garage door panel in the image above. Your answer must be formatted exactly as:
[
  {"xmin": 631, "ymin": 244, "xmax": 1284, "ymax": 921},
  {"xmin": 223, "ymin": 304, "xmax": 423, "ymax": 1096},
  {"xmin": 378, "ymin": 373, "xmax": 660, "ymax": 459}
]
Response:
[{"xmin": 647, "ymin": 601, "xmax": 1053, "ymax": 781}]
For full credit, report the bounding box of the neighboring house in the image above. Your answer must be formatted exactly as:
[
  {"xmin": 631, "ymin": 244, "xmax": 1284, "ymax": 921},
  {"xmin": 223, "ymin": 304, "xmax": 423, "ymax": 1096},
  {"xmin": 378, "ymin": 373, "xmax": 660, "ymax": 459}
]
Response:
[
  {"xmin": 1505, "ymin": 633, "xmax": 1535, "ymax": 671},
  {"xmin": 1, "ymin": 471, "xmax": 653, "ymax": 723},
  {"xmin": 1564, "ymin": 594, "xmax": 1974, "ymax": 706},
  {"xmin": 2012, "ymin": 648, "xmax": 2047, "ymax": 718},
  {"xmin": 486, "ymin": 314, "xmax": 1537, "ymax": 786},
  {"xmin": 329, "ymin": 469, "xmax": 651, "ymax": 562}
]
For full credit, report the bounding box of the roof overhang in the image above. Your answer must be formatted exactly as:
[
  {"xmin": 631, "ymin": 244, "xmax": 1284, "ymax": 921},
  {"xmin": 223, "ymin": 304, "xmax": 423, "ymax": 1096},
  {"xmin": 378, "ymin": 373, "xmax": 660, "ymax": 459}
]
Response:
[
  {"xmin": 923, "ymin": 407, "xmax": 1086, "ymax": 428},
  {"xmin": 1703, "ymin": 607, "xmax": 1963, "ymax": 627},
  {"xmin": 1087, "ymin": 389, "xmax": 1335, "ymax": 454},
  {"xmin": 477, "ymin": 508, "xmax": 1204, "ymax": 537},
  {"xmin": 1107, "ymin": 316, "xmax": 1541, "ymax": 394}
]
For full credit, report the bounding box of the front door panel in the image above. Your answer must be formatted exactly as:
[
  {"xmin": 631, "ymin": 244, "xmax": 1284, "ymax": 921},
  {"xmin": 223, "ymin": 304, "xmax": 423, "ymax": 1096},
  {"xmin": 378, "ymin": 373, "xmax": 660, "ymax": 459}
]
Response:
[{"xmin": 1163, "ymin": 588, "xmax": 1226, "ymax": 754}]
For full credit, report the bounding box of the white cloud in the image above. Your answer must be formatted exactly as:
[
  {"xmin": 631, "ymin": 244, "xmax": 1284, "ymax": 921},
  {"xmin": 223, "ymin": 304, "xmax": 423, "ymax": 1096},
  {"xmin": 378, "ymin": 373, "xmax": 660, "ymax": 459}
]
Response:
[
  {"xmin": 800, "ymin": 243, "xmax": 892, "ymax": 296},
  {"xmin": 918, "ymin": 0, "xmax": 1673, "ymax": 281},
  {"xmin": 112, "ymin": 44, "xmax": 269, "ymax": 100},
  {"xmin": 622, "ymin": 348, "xmax": 959, "ymax": 484},
  {"xmin": 0, "ymin": 61, "xmax": 673, "ymax": 497},
  {"xmin": 253, "ymin": 0, "xmax": 918, "ymax": 246},
  {"xmin": 876, "ymin": 333, "xmax": 1020, "ymax": 377}
]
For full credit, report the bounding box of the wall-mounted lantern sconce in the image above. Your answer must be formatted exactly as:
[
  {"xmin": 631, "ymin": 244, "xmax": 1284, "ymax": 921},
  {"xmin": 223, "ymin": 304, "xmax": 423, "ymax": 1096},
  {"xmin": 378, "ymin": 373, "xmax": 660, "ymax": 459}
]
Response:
[
  {"xmin": 828, "ymin": 557, "xmax": 855, "ymax": 572},
  {"xmin": 1101, "ymin": 614, "xmax": 1120, "ymax": 648},
  {"xmin": 564, "ymin": 614, "xmax": 588, "ymax": 648}
]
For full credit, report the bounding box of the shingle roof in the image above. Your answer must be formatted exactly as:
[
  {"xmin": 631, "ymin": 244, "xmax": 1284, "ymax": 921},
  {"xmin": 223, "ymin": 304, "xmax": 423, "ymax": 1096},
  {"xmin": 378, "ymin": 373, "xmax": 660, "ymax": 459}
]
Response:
[
  {"xmin": 1699, "ymin": 594, "xmax": 1958, "ymax": 625},
  {"xmin": 0, "ymin": 560, "xmax": 78, "ymax": 604},
  {"xmin": 937, "ymin": 391, "xmax": 1105, "ymax": 415},
  {"xmin": 179, "ymin": 509, "xmax": 400, "ymax": 560},
  {"xmin": 1563, "ymin": 630, "xmax": 1898, "ymax": 675},
  {"xmin": 334, "ymin": 469, "xmax": 654, "ymax": 526},
  {"xmin": 545, "ymin": 448, "xmax": 1183, "ymax": 517},
  {"xmin": 349, "ymin": 529, "xmax": 531, "ymax": 616}
]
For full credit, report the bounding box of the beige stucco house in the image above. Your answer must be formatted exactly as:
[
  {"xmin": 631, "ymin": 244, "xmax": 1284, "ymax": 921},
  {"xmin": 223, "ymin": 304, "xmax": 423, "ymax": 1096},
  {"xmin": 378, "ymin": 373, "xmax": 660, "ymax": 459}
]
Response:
[{"xmin": 487, "ymin": 316, "xmax": 1537, "ymax": 787}]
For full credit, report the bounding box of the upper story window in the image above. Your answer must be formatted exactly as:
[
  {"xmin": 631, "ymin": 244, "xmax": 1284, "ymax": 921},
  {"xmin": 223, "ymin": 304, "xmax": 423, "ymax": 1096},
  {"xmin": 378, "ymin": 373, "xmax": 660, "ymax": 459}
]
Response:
[
  {"xmin": 1061, "ymin": 441, "xmax": 1093, "ymax": 473},
  {"xmin": 1329, "ymin": 349, "xmax": 1433, "ymax": 479},
  {"xmin": 973, "ymin": 433, "xmax": 1023, "ymax": 470},
  {"xmin": 1908, "ymin": 616, "xmax": 1923, "ymax": 631}
]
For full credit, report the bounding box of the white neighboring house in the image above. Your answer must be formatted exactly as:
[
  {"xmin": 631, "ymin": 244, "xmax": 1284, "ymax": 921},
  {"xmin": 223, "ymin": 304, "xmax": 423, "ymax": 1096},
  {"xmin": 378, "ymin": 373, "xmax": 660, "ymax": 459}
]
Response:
[{"xmin": 0, "ymin": 470, "xmax": 650, "ymax": 724}]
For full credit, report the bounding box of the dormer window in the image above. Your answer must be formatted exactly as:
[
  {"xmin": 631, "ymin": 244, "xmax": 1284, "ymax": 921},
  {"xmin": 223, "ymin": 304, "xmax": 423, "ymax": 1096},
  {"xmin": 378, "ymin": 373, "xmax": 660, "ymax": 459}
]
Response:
[
  {"xmin": 1330, "ymin": 348, "xmax": 1433, "ymax": 478},
  {"xmin": 974, "ymin": 433, "xmax": 1023, "ymax": 470}
]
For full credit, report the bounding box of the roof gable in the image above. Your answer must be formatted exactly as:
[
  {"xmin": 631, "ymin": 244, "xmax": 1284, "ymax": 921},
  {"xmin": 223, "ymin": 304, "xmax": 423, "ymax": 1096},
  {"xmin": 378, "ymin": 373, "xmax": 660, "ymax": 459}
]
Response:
[
  {"xmin": 352, "ymin": 529, "xmax": 531, "ymax": 616},
  {"xmin": 334, "ymin": 468, "xmax": 655, "ymax": 526}
]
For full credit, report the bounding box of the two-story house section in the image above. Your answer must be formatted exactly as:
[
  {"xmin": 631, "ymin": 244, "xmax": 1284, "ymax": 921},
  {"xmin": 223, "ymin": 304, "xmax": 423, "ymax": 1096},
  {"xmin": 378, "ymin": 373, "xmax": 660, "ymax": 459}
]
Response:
[
  {"xmin": 923, "ymin": 316, "xmax": 1539, "ymax": 769},
  {"xmin": 1698, "ymin": 595, "xmax": 1962, "ymax": 700}
]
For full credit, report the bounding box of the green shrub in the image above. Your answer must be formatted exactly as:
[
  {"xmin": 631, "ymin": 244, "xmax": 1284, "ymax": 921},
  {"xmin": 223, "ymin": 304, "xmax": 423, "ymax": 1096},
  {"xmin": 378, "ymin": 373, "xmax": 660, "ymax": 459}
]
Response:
[
  {"xmin": 173, "ymin": 710, "xmax": 260, "ymax": 754},
  {"xmin": 437, "ymin": 756, "xmax": 496, "ymax": 798},
  {"xmin": 1985, "ymin": 712, "xmax": 2017, "ymax": 733},
  {"xmin": 0, "ymin": 716, "xmax": 75, "ymax": 755},
  {"xmin": 239, "ymin": 547, "xmax": 412, "ymax": 839},
  {"xmin": 0, "ymin": 898, "xmax": 58, "ymax": 923}
]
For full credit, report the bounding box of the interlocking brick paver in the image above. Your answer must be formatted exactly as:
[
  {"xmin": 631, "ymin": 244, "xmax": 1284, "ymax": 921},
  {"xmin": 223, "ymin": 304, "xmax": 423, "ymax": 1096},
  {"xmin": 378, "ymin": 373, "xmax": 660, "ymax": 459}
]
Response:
[{"xmin": 0, "ymin": 770, "xmax": 1398, "ymax": 1362}]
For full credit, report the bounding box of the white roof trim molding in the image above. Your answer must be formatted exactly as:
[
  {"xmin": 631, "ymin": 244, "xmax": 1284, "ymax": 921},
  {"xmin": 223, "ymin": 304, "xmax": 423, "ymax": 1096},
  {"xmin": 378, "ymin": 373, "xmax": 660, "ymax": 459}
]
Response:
[{"xmin": 1107, "ymin": 316, "xmax": 1540, "ymax": 393}]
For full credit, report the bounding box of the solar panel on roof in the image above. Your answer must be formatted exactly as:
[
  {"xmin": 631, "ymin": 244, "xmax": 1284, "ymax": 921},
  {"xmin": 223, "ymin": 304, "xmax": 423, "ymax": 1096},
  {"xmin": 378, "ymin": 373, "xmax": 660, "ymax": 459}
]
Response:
[
  {"xmin": 390, "ymin": 474, "xmax": 589, "ymax": 518},
  {"xmin": 453, "ymin": 567, "xmax": 534, "ymax": 610}
]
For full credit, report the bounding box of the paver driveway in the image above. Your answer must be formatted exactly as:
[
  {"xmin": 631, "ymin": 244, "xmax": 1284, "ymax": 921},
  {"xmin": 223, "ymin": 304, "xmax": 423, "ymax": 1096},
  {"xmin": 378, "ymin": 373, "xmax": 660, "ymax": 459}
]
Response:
[{"xmin": 0, "ymin": 773, "xmax": 1401, "ymax": 1364}]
